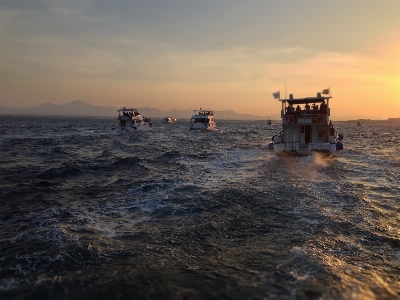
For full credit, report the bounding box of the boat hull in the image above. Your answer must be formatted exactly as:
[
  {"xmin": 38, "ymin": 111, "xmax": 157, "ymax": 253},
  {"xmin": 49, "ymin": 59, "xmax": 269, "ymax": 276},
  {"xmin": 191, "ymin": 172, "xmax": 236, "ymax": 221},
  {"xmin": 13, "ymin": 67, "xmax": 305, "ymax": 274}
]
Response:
[
  {"xmin": 120, "ymin": 124, "xmax": 151, "ymax": 131},
  {"xmin": 119, "ymin": 120, "xmax": 151, "ymax": 131},
  {"xmin": 273, "ymin": 142, "xmax": 336, "ymax": 156},
  {"xmin": 189, "ymin": 125, "xmax": 216, "ymax": 131}
]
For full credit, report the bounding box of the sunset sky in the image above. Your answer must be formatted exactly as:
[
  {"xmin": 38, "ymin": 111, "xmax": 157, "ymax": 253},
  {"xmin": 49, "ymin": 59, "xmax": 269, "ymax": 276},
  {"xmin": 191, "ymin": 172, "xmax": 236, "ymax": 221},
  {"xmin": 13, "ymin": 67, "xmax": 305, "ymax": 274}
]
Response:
[{"xmin": 1, "ymin": 0, "xmax": 400, "ymax": 120}]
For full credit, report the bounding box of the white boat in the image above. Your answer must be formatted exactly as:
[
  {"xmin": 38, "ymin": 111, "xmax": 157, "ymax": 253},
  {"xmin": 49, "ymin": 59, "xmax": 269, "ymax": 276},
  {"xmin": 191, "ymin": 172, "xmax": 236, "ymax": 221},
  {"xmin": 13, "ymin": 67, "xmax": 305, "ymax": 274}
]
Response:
[
  {"xmin": 189, "ymin": 109, "xmax": 217, "ymax": 131},
  {"xmin": 117, "ymin": 107, "xmax": 152, "ymax": 131},
  {"xmin": 268, "ymin": 93, "xmax": 343, "ymax": 156},
  {"xmin": 267, "ymin": 120, "xmax": 273, "ymax": 125},
  {"xmin": 163, "ymin": 117, "xmax": 176, "ymax": 123}
]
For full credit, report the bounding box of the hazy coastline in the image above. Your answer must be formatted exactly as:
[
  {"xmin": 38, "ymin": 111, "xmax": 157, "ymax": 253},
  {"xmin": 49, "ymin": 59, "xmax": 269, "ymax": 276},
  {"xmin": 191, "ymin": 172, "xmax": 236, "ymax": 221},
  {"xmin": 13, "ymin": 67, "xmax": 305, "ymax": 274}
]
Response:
[{"xmin": 1, "ymin": 100, "xmax": 399, "ymax": 123}]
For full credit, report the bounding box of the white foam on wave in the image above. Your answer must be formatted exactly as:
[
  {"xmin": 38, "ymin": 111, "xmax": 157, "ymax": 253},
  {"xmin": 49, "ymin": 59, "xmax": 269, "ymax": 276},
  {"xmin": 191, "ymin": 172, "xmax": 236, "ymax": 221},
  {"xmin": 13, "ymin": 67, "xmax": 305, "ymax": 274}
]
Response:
[
  {"xmin": 281, "ymin": 149, "xmax": 400, "ymax": 298},
  {"xmin": 5, "ymin": 209, "xmax": 80, "ymax": 244},
  {"xmin": 177, "ymin": 145, "xmax": 267, "ymax": 189},
  {"xmin": 51, "ymin": 179, "xmax": 190, "ymax": 239}
]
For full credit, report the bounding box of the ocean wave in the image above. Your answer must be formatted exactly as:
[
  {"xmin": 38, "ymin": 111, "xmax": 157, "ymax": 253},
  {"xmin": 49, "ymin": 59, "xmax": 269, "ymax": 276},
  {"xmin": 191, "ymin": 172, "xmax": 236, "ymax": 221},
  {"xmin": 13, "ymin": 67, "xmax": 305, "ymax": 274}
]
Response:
[{"xmin": 1, "ymin": 117, "xmax": 399, "ymax": 298}]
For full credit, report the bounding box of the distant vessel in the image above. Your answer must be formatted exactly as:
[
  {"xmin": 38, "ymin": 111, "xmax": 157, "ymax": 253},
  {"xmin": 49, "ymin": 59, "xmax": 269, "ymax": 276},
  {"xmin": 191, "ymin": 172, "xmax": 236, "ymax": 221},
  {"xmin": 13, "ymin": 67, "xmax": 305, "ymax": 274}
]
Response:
[
  {"xmin": 163, "ymin": 117, "xmax": 176, "ymax": 123},
  {"xmin": 117, "ymin": 108, "xmax": 152, "ymax": 131},
  {"xmin": 189, "ymin": 109, "xmax": 217, "ymax": 131},
  {"xmin": 357, "ymin": 122, "xmax": 364, "ymax": 126},
  {"xmin": 267, "ymin": 120, "xmax": 273, "ymax": 125},
  {"xmin": 268, "ymin": 93, "xmax": 343, "ymax": 155}
]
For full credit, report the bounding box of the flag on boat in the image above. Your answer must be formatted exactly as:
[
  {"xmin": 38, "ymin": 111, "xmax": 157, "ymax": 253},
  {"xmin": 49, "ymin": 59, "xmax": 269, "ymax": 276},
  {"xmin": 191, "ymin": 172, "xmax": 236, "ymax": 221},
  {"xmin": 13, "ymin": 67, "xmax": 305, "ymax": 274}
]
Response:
[
  {"xmin": 273, "ymin": 91, "xmax": 280, "ymax": 99},
  {"xmin": 322, "ymin": 88, "xmax": 330, "ymax": 94}
]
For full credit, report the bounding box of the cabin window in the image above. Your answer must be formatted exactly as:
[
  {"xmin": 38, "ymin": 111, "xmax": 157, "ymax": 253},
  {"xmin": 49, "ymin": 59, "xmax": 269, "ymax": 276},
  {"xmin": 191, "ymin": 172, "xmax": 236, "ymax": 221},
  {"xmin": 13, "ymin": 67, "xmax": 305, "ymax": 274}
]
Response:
[{"xmin": 300, "ymin": 126, "xmax": 304, "ymax": 133}]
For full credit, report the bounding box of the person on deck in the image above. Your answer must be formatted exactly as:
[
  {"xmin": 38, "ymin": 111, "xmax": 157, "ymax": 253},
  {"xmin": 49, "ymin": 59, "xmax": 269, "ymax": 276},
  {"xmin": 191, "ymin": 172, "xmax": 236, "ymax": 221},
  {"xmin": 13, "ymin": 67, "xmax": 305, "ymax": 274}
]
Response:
[
  {"xmin": 320, "ymin": 101, "xmax": 327, "ymax": 114},
  {"xmin": 295, "ymin": 105, "xmax": 301, "ymax": 114},
  {"xmin": 305, "ymin": 103, "xmax": 310, "ymax": 114}
]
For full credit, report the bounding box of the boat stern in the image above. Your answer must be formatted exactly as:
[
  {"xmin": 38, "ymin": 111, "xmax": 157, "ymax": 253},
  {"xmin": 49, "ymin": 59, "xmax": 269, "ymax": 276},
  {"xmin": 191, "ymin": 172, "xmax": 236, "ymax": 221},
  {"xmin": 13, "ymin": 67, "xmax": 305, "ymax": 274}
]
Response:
[{"xmin": 308, "ymin": 143, "xmax": 336, "ymax": 154}]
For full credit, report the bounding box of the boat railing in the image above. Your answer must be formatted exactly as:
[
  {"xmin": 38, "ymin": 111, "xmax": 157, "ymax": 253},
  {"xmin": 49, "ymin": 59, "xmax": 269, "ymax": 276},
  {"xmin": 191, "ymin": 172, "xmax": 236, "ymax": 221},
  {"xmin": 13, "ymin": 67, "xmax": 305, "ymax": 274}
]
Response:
[
  {"xmin": 194, "ymin": 110, "xmax": 214, "ymax": 116},
  {"xmin": 282, "ymin": 110, "xmax": 329, "ymax": 124}
]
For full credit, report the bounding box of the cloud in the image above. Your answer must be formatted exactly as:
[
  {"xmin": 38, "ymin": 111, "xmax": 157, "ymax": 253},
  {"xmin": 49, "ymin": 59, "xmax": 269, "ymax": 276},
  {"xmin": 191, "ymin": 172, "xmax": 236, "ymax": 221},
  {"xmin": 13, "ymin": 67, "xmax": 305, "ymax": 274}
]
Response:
[{"xmin": 1, "ymin": 0, "xmax": 400, "ymax": 119}]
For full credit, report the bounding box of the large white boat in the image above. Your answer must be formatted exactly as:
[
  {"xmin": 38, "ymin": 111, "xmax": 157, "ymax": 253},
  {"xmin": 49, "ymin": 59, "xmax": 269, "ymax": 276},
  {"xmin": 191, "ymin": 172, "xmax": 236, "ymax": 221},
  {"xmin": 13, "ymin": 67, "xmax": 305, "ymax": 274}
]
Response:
[
  {"xmin": 268, "ymin": 93, "xmax": 343, "ymax": 156},
  {"xmin": 189, "ymin": 109, "xmax": 217, "ymax": 131},
  {"xmin": 117, "ymin": 108, "xmax": 152, "ymax": 131}
]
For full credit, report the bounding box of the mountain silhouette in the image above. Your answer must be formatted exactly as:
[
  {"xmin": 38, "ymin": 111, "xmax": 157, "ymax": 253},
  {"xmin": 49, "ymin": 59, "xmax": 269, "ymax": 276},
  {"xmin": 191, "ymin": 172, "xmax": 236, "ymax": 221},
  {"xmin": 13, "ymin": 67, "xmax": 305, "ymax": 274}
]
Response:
[{"xmin": 0, "ymin": 101, "xmax": 276, "ymax": 120}]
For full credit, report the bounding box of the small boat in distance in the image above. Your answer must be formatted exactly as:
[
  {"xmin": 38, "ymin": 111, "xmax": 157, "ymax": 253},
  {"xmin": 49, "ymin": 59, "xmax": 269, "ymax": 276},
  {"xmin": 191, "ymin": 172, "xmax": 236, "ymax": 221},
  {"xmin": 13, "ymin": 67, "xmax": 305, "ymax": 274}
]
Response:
[
  {"xmin": 190, "ymin": 109, "xmax": 217, "ymax": 131},
  {"xmin": 163, "ymin": 117, "xmax": 177, "ymax": 123},
  {"xmin": 357, "ymin": 122, "xmax": 364, "ymax": 126},
  {"xmin": 117, "ymin": 107, "xmax": 152, "ymax": 131},
  {"xmin": 267, "ymin": 120, "xmax": 273, "ymax": 125},
  {"xmin": 268, "ymin": 93, "xmax": 343, "ymax": 156}
]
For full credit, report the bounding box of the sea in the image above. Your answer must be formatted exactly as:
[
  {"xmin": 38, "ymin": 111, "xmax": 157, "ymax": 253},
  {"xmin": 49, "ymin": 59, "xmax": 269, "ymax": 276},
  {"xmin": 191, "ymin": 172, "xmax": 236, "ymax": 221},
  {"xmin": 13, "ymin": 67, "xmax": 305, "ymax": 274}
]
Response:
[{"xmin": 0, "ymin": 115, "xmax": 399, "ymax": 300}]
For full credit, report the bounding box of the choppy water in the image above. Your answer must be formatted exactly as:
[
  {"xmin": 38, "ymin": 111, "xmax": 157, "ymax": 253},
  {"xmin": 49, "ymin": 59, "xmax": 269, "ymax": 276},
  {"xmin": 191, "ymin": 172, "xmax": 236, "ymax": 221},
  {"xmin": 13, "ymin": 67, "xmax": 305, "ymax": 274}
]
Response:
[{"xmin": 0, "ymin": 116, "xmax": 399, "ymax": 300}]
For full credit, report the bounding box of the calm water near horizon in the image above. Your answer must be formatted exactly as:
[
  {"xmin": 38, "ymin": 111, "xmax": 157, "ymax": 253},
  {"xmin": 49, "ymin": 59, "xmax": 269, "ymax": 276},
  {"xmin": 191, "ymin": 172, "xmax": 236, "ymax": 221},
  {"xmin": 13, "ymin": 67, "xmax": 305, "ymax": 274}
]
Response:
[{"xmin": 0, "ymin": 115, "xmax": 399, "ymax": 299}]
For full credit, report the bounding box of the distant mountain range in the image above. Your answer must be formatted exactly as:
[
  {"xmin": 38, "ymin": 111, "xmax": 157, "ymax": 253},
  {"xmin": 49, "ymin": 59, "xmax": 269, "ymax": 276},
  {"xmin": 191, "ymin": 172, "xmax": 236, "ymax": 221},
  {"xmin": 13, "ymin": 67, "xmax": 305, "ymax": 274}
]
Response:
[{"xmin": 0, "ymin": 100, "xmax": 277, "ymax": 120}]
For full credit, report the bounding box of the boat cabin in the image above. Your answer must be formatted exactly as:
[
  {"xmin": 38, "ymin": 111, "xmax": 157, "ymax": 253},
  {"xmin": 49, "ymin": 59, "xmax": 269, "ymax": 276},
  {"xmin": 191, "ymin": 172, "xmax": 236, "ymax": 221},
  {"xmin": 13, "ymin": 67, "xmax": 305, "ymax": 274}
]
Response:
[
  {"xmin": 190, "ymin": 110, "xmax": 216, "ymax": 131},
  {"xmin": 272, "ymin": 93, "xmax": 341, "ymax": 155},
  {"xmin": 117, "ymin": 107, "xmax": 151, "ymax": 131}
]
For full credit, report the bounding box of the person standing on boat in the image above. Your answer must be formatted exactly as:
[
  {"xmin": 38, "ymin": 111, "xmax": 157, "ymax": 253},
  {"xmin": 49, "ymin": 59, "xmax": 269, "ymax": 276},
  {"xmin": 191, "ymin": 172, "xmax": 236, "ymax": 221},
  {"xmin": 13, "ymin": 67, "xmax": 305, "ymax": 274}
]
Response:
[
  {"xmin": 295, "ymin": 105, "xmax": 301, "ymax": 116},
  {"xmin": 305, "ymin": 103, "xmax": 311, "ymax": 114},
  {"xmin": 320, "ymin": 101, "xmax": 327, "ymax": 114},
  {"xmin": 285, "ymin": 106, "xmax": 292, "ymax": 115}
]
